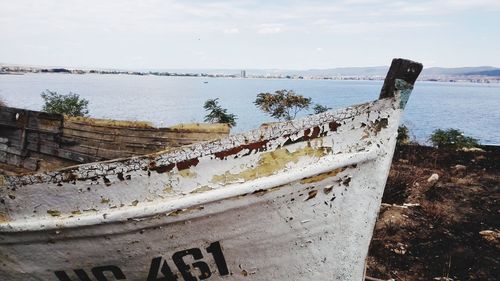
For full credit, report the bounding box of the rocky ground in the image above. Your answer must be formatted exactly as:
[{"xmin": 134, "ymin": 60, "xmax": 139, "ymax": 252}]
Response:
[{"xmin": 366, "ymin": 145, "xmax": 499, "ymax": 281}]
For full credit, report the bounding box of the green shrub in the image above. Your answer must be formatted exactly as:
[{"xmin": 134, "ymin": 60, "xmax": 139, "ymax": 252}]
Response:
[
  {"xmin": 41, "ymin": 90, "xmax": 89, "ymax": 117},
  {"xmin": 203, "ymin": 98, "xmax": 237, "ymax": 127},
  {"xmin": 397, "ymin": 125, "xmax": 410, "ymax": 146},
  {"xmin": 254, "ymin": 89, "xmax": 311, "ymax": 121},
  {"xmin": 429, "ymin": 128, "xmax": 479, "ymax": 149},
  {"xmin": 312, "ymin": 104, "xmax": 331, "ymax": 114}
]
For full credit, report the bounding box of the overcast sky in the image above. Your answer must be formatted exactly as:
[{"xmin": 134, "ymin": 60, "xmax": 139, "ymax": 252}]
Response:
[{"xmin": 1, "ymin": 0, "xmax": 499, "ymax": 69}]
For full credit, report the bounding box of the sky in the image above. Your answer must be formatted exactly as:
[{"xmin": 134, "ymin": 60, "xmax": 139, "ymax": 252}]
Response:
[{"xmin": 1, "ymin": 0, "xmax": 499, "ymax": 69}]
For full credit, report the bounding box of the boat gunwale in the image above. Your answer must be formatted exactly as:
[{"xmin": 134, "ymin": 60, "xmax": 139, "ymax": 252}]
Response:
[{"xmin": 2, "ymin": 97, "xmax": 393, "ymax": 186}]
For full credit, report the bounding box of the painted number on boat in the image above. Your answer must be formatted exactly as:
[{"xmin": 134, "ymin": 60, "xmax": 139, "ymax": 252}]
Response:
[{"xmin": 54, "ymin": 241, "xmax": 229, "ymax": 281}]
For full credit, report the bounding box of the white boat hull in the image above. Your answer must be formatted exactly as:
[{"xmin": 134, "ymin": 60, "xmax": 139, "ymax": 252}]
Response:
[{"xmin": 0, "ymin": 59, "xmax": 423, "ymax": 281}]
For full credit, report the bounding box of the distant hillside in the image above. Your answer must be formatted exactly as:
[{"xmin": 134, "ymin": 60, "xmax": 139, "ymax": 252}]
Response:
[
  {"xmin": 464, "ymin": 69, "xmax": 500, "ymax": 77},
  {"xmin": 248, "ymin": 66, "xmax": 500, "ymax": 78},
  {"xmin": 421, "ymin": 66, "xmax": 499, "ymax": 76}
]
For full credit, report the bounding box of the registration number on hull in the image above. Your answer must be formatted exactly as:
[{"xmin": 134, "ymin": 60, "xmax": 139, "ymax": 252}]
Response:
[{"xmin": 55, "ymin": 241, "xmax": 229, "ymax": 281}]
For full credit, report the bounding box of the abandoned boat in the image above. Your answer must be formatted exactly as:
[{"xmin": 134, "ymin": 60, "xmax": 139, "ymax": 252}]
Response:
[
  {"xmin": 0, "ymin": 58, "xmax": 422, "ymax": 281},
  {"xmin": 0, "ymin": 111, "xmax": 229, "ymax": 174}
]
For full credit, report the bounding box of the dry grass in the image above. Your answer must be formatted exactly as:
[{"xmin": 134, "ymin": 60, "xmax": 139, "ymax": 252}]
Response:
[
  {"xmin": 169, "ymin": 123, "xmax": 230, "ymax": 133},
  {"xmin": 65, "ymin": 115, "xmax": 154, "ymax": 128}
]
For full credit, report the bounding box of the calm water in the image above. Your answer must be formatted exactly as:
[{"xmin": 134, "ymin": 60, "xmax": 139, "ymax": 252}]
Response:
[{"xmin": 1, "ymin": 74, "xmax": 499, "ymax": 145}]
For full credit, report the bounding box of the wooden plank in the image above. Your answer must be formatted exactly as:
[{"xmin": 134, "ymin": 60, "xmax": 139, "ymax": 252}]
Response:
[
  {"xmin": 62, "ymin": 126, "xmax": 224, "ymax": 143},
  {"xmin": 26, "ymin": 111, "xmax": 63, "ymax": 133},
  {"xmin": 379, "ymin": 58, "xmax": 423, "ymax": 99},
  {"xmin": 61, "ymin": 133, "xmax": 169, "ymax": 151},
  {"xmin": 63, "ymin": 145, "xmax": 135, "ymax": 159},
  {"xmin": 21, "ymin": 157, "xmax": 39, "ymax": 171},
  {"xmin": 56, "ymin": 148, "xmax": 102, "ymax": 163}
]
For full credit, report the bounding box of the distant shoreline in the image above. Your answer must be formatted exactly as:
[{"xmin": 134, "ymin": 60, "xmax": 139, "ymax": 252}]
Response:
[{"xmin": 1, "ymin": 70, "xmax": 499, "ymax": 84}]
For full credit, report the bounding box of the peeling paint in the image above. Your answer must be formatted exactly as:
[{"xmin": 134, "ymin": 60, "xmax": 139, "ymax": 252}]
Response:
[
  {"xmin": 178, "ymin": 169, "xmax": 197, "ymax": 178},
  {"xmin": 300, "ymin": 168, "xmax": 345, "ymax": 184},
  {"xmin": 305, "ymin": 190, "xmax": 318, "ymax": 201},
  {"xmin": 0, "ymin": 213, "xmax": 8, "ymax": 222},
  {"xmin": 46, "ymin": 210, "xmax": 61, "ymax": 217},
  {"xmin": 212, "ymin": 146, "xmax": 326, "ymax": 185},
  {"xmin": 190, "ymin": 185, "xmax": 213, "ymax": 194},
  {"xmin": 323, "ymin": 185, "xmax": 334, "ymax": 195}
]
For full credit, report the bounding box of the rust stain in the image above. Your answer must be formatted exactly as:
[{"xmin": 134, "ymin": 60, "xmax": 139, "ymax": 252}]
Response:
[
  {"xmin": 311, "ymin": 126, "xmax": 321, "ymax": 138},
  {"xmin": 329, "ymin": 121, "xmax": 341, "ymax": 132},
  {"xmin": 300, "ymin": 167, "xmax": 345, "ymax": 184},
  {"xmin": 151, "ymin": 163, "xmax": 175, "ymax": 174},
  {"xmin": 288, "ymin": 126, "xmax": 323, "ymax": 145},
  {"xmin": 176, "ymin": 158, "xmax": 199, "ymax": 171},
  {"xmin": 0, "ymin": 212, "xmax": 9, "ymax": 222},
  {"xmin": 214, "ymin": 140, "xmax": 269, "ymax": 160}
]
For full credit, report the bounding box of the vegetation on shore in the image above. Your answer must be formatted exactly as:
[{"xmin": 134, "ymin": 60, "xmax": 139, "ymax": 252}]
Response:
[
  {"xmin": 429, "ymin": 128, "xmax": 479, "ymax": 149},
  {"xmin": 254, "ymin": 89, "xmax": 312, "ymax": 121},
  {"xmin": 312, "ymin": 103, "xmax": 331, "ymax": 114},
  {"xmin": 203, "ymin": 98, "xmax": 237, "ymax": 128},
  {"xmin": 41, "ymin": 90, "xmax": 89, "ymax": 117}
]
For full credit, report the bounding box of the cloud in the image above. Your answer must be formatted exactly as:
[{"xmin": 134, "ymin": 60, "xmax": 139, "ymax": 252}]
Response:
[
  {"xmin": 257, "ymin": 24, "xmax": 282, "ymax": 34},
  {"xmin": 223, "ymin": 28, "xmax": 240, "ymax": 34}
]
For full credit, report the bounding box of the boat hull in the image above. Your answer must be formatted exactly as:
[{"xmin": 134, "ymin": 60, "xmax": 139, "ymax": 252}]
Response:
[
  {"xmin": 1, "ymin": 157, "xmax": 392, "ymax": 281},
  {"xmin": 1, "ymin": 58, "xmax": 423, "ymax": 280}
]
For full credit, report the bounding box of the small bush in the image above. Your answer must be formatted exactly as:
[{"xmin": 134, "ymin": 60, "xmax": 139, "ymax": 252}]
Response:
[
  {"xmin": 397, "ymin": 125, "xmax": 410, "ymax": 146},
  {"xmin": 254, "ymin": 89, "xmax": 311, "ymax": 121},
  {"xmin": 203, "ymin": 98, "xmax": 237, "ymax": 127},
  {"xmin": 429, "ymin": 128, "xmax": 479, "ymax": 149},
  {"xmin": 41, "ymin": 90, "xmax": 89, "ymax": 116},
  {"xmin": 312, "ymin": 104, "xmax": 331, "ymax": 114}
]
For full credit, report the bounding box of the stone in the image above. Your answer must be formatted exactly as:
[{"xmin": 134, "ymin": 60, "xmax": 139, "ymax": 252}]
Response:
[{"xmin": 427, "ymin": 173, "xmax": 439, "ymax": 183}]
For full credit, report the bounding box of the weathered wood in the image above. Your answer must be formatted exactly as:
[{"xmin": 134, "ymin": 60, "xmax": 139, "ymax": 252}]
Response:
[
  {"xmin": 1, "ymin": 105, "xmax": 230, "ymax": 171},
  {"xmin": 62, "ymin": 124, "xmax": 227, "ymax": 141},
  {"xmin": 379, "ymin": 58, "xmax": 423, "ymax": 99}
]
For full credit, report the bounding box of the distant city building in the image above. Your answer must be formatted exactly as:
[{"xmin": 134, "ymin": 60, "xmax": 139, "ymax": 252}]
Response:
[{"xmin": 241, "ymin": 70, "xmax": 246, "ymax": 78}]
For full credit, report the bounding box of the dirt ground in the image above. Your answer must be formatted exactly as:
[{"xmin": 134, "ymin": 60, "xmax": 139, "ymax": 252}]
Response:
[{"xmin": 366, "ymin": 145, "xmax": 500, "ymax": 281}]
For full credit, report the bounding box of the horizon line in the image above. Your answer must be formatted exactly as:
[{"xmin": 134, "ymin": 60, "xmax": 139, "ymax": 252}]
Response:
[{"xmin": 1, "ymin": 62, "xmax": 499, "ymax": 72}]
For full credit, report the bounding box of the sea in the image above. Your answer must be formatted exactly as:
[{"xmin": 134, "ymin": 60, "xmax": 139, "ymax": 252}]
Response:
[{"xmin": 1, "ymin": 73, "xmax": 499, "ymax": 145}]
